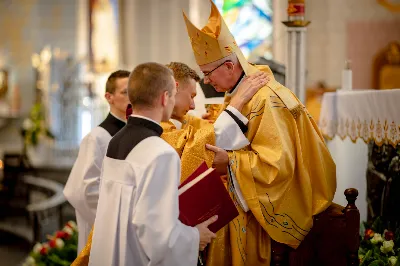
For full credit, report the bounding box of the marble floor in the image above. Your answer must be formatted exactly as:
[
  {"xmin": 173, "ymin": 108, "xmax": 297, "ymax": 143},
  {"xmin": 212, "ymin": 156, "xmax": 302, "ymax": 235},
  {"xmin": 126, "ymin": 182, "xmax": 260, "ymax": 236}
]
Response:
[{"xmin": 0, "ymin": 230, "xmax": 31, "ymax": 266}]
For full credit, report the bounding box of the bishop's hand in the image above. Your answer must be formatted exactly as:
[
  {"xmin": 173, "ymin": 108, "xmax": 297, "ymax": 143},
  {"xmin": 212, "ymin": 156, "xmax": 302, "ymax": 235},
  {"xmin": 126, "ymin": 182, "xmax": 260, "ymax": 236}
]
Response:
[
  {"xmin": 195, "ymin": 215, "xmax": 218, "ymax": 251},
  {"xmin": 206, "ymin": 144, "xmax": 229, "ymax": 175},
  {"xmin": 230, "ymin": 71, "xmax": 270, "ymax": 112}
]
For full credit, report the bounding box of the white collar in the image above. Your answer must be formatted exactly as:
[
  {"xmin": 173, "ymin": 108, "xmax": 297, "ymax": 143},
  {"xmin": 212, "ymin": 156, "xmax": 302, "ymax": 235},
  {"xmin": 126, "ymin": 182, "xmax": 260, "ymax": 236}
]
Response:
[
  {"xmin": 170, "ymin": 119, "xmax": 182, "ymax": 129},
  {"xmin": 226, "ymin": 75, "xmax": 246, "ymax": 97},
  {"xmin": 130, "ymin": 114, "xmax": 161, "ymax": 126},
  {"xmin": 110, "ymin": 112, "xmax": 127, "ymax": 123}
]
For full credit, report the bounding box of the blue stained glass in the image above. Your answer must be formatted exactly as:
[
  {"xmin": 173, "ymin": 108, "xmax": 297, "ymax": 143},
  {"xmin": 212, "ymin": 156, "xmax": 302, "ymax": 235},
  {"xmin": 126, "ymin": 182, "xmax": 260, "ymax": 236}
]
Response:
[{"xmin": 213, "ymin": 0, "xmax": 273, "ymax": 60}]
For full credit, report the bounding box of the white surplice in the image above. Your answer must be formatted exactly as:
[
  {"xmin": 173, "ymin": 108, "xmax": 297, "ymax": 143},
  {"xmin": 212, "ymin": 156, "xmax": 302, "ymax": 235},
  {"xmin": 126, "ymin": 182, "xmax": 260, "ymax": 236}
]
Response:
[
  {"xmin": 214, "ymin": 105, "xmax": 250, "ymax": 150},
  {"xmin": 173, "ymin": 106, "xmax": 250, "ymax": 151},
  {"xmin": 63, "ymin": 127, "xmax": 111, "ymax": 253},
  {"xmin": 89, "ymin": 136, "xmax": 199, "ymax": 266}
]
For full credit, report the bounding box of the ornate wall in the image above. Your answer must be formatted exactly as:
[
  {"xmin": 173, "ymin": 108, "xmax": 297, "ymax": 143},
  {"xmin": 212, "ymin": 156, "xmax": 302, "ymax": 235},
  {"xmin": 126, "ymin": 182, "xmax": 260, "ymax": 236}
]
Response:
[{"xmin": 305, "ymin": 0, "xmax": 400, "ymax": 88}]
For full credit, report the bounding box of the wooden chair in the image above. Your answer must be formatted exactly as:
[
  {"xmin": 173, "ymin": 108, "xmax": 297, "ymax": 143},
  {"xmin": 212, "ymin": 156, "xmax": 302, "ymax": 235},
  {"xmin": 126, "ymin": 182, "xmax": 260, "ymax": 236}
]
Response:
[{"xmin": 271, "ymin": 188, "xmax": 360, "ymax": 266}]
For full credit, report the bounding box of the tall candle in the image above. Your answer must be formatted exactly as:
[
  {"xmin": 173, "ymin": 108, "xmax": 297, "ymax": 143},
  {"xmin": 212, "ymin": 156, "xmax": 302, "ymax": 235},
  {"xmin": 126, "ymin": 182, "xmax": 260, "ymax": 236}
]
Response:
[
  {"xmin": 288, "ymin": 0, "xmax": 305, "ymax": 21},
  {"xmin": 341, "ymin": 60, "xmax": 353, "ymax": 91}
]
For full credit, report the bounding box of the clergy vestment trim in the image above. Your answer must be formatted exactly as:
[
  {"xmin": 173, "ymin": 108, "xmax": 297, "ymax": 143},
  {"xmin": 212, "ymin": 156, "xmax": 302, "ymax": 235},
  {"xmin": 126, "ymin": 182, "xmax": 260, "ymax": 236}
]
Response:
[
  {"xmin": 130, "ymin": 114, "xmax": 161, "ymax": 126},
  {"xmin": 224, "ymin": 108, "xmax": 247, "ymax": 134},
  {"xmin": 106, "ymin": 116, "xmax": 163, "ymax": 160},
  {"xmin": 99, "ymin": 113, "xmax": 126, "ymax": 136},
  {"xmin": 228, "ymin": 71, "xmax": 245, "ymax": 94},
  {"xmin": 110, "ymin": 112, "xmax": 127, "ymax": 123},
  {"xmin": 127, "ymin": 116, "xmax": 163, "ymax": 135}
]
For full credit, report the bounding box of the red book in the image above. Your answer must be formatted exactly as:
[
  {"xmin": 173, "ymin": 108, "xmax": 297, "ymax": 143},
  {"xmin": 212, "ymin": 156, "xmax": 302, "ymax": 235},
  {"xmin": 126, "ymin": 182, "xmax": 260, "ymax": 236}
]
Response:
[
  {"xmin": 178, "ymin": 161, "xmax": 208, "ymax": 189},
  {"xmin": 178, "ymin": 163, "xmax": 239, "ymax": 233}
]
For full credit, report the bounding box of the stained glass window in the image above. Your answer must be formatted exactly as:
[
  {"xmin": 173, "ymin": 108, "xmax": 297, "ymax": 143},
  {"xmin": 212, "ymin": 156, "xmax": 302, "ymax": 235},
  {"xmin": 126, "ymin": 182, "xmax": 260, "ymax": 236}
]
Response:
[{"xmin": 213, "ymin": 0, "xmax": 273, "ymax": 61}]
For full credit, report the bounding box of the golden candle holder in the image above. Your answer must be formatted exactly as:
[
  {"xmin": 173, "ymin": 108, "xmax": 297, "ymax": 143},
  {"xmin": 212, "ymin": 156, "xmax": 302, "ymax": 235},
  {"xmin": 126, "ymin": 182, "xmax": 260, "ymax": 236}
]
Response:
[{"xmin": 282, "ymin": 0, "xmax": 310, "ymax": 27}]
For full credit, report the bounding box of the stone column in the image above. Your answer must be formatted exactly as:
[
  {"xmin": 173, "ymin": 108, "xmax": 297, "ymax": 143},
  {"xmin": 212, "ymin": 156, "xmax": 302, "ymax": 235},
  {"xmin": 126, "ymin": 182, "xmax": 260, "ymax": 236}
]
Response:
[{"xmin": 282, "ymin": 0, "xmax": 310, "ymax": 104}]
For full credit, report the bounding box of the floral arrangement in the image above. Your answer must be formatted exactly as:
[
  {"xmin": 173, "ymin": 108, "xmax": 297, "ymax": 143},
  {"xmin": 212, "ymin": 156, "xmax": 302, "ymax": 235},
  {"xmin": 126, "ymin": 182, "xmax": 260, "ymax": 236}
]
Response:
[
  {"xmin": 23, "ymin": 221, "xmax": 78, "ymax": 266},
  {"xmin": 21, "ymin": 102, "xmax": 54, "ymax": 147},
  {"xmin": 359, "ymin": 217, "xmax": 400, "ymax": 266}
]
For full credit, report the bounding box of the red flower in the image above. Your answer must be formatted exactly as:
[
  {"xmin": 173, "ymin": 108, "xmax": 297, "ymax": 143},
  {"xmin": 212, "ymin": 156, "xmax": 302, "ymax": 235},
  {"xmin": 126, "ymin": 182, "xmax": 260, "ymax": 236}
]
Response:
[
  {"xmin": 364, "ymin": 229, "xmax": 374, "ymax": 240},
  {"xmin": 49, "ymin": 239, "xmax": 56, "ymax": 248},
  {"xmin": 56, "ymin": 231, "xmax": 70, "ymax": 239},
  {"xmin": 40, "ymin": 247, "xmax": 48, "ymax": 255},
  {"xmin": 385, "ymin": 230, "xmax": 394, "ymax": 241},
  {"xmin": 56, "ymin": 231, "xmax": 64, "ymax": 238}
]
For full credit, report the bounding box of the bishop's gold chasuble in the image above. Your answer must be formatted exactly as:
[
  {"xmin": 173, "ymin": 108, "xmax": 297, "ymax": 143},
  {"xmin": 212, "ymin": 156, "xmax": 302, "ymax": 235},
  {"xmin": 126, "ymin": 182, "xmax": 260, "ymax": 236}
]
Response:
[{"xmin": 182, "ymin": 1, "xmax": 337, "ymax": 265}]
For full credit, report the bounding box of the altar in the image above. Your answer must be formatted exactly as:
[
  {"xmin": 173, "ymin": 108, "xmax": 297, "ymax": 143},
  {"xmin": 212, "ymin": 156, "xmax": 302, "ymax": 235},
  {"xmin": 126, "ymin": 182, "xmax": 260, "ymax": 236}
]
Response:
[{"xmin": 319, "ymin": 89, "xmax": 400, "ymax": 222}]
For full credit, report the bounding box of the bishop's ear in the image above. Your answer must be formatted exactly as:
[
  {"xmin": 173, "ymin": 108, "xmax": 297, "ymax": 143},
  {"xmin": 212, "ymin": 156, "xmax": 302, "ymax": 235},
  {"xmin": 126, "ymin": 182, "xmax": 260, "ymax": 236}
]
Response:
[{"xmin": 225, "ymin": 61, "xmax": 234, "ymax": 71}]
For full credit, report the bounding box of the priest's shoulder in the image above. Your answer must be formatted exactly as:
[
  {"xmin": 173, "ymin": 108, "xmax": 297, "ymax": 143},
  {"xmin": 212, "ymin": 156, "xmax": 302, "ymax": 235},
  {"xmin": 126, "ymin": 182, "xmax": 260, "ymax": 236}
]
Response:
[
  {"xmin": 80, "ymin": 126, "xmax": 111, "ymax": 145},
  {"xmin": 136, "ymin": 137, "xmax": 177, "ymax": 156},
  {"xmin": 127, "ymin": 137, "xmax": 179, "ymax": 164}
]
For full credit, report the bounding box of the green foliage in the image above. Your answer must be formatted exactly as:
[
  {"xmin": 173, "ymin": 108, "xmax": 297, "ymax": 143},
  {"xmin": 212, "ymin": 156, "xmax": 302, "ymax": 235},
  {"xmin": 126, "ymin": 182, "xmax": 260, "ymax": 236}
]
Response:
[
  {"xmin": 23, "ymin": 221, "xmax": 78, "ymax": 266},
  {"xmin": 21, "ymin": 103, "xmax": 54, "ymax": 147},
  {"xmin": 359, "ymin": 217, "xmax": 400, "ymax": 266}
]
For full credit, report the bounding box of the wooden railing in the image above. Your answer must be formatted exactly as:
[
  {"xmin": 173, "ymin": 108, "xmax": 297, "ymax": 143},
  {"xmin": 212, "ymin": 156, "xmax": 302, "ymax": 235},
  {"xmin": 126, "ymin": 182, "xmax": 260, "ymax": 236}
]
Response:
[
  {"xmin": 24, "ymin": 175, "xmax": 67, "ymax": 243},
  {"xmin": 0, "ymin": 175, "xmax": 66, "ymax": 243}
]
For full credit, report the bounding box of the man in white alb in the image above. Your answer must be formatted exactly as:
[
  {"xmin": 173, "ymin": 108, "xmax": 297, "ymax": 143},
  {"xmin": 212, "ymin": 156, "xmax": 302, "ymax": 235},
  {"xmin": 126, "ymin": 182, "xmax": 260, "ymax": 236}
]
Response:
[{"xmin": 63, "ymin": 70, "xmax": 130, "ymax": 253}]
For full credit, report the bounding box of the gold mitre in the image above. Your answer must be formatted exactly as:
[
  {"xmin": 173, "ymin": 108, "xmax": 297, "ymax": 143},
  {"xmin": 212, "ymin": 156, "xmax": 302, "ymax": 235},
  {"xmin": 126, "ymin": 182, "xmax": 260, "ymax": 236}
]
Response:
[{"xmin": 182, "ymin": 0, "xmax": 250, "ymax": 74}]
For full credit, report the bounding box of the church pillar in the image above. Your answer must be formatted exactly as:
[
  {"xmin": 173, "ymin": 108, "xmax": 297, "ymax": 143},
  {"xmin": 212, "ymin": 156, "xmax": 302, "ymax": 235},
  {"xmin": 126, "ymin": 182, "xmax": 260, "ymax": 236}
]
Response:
[{"xmin": 283, "ymin": 0, "xmax": 310, "ymax": 104}]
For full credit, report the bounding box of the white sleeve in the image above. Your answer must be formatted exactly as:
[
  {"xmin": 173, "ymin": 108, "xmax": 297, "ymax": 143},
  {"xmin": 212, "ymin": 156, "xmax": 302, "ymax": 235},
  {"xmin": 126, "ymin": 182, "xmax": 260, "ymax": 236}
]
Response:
[
  {"xmin": 63, "ymin": 135, "xmax": 102, "ymax": 225},
  {"xmin": 213, "ymin": 105, "xmax": 250, "ymax": 150},
  {"xmin": 226, "ymin": 105, "xmax": 248, "ymax": 124},
  {"xmin": 132, "ymin": 151, "xmax": 199, "ymax": 265}
]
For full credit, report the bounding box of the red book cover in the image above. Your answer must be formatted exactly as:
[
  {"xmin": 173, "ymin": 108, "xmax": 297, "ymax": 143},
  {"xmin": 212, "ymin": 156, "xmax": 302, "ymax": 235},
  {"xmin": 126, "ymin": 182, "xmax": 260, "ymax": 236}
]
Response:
[
  {"xmin": 178, "ymin": 165, "xmax": 239, "ymax": 233},
  {"xmin": 178, "ymin": 161, "xmax": 208, "ymax": 189}
]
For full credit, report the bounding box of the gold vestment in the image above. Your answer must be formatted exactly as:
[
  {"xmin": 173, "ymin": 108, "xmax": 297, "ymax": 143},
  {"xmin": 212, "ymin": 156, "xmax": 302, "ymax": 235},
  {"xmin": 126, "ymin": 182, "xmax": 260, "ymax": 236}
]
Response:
[{"xmin": 206, "ymin": 65, "xmax": 336, "ymax": 266}]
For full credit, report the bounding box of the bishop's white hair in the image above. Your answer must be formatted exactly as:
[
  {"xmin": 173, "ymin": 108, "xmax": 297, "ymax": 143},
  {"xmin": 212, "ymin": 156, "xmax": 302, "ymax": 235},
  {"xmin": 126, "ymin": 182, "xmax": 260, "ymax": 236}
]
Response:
[{"xmin": 208, "ymin": 53, "xmax": 239, "ymax": 67}]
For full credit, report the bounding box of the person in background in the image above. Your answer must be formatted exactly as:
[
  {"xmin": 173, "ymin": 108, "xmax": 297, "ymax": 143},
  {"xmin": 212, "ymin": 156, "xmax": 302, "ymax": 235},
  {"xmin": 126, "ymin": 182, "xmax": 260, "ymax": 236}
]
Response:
[{"xmin": 63, "ymin": 70, "xmax": 130, "ymax": 253}]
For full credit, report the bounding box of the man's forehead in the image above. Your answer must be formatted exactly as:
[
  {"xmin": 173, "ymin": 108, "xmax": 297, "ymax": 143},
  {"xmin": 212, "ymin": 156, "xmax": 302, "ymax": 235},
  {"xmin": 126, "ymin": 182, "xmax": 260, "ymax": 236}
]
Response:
[
  {"xmin": 188, "ymin": 80, "xmax": 197, "ymax": 94},
  {"xmin": 200, "ymin": 62, "xmax": 217, "ymax": 72},
  {"xmin": 116, "ymin": 77, "xmax": 128, "ymax": 88},
  {"xmin": 184, "ymin": 78, "xmax": 197, "ymax": 90}
]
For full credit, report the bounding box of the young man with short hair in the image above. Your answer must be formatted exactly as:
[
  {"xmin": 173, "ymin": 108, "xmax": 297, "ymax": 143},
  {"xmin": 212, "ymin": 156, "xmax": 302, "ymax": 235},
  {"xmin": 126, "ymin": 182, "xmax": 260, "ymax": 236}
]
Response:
[{"xmin": 64, "ymin": 70, "xmax": 130, "ymax": 253}]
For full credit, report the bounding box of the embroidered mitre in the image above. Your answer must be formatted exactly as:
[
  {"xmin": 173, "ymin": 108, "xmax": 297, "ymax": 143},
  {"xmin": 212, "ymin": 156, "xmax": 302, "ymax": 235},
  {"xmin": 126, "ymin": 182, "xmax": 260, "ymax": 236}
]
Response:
[{"xmin": 182, "ymin": 0, "xmax": 250, "ymax": 74}]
